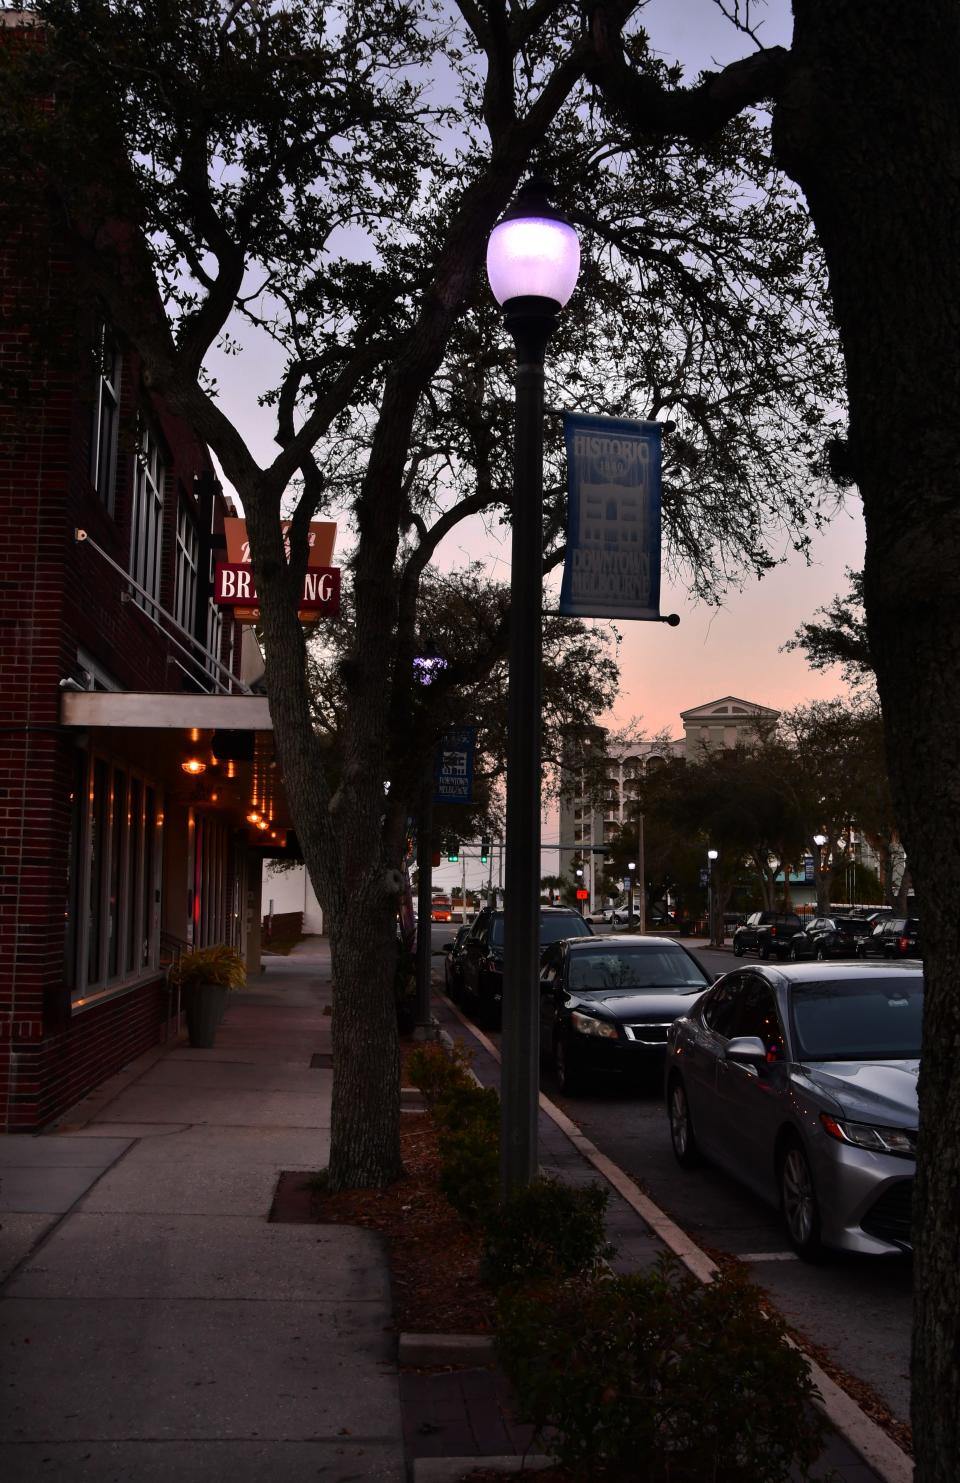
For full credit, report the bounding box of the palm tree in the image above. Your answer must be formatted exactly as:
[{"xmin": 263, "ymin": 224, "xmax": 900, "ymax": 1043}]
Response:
[{"xmin": 540, "ymin": 874, "xmax": 565, "ymax": 905}]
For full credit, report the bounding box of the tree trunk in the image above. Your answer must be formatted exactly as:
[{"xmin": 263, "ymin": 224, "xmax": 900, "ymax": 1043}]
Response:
[{"xmin": 774, "ymin": 7, "xmax": 960, "ymax": 1476}]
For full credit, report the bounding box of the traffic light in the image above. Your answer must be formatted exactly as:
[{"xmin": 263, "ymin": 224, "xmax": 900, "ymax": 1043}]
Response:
[
  {"xmin": 480, "ymin": 836, "xmax": 491, "ymax": 864},
  {"xmin": 446, "ymin": 838, "xmax": 459, "ymax": 863}
]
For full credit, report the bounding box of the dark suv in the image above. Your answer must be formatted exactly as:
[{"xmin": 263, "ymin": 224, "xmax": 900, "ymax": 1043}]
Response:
[
  {"xmin": 459, "ymin": 907, "xmax": 592, "ymax": 1028},
  {"xmin": 731, "ymin": 910, "xmax": 803, "ymax": 961},
  {"xmin": 862, "ymin": 916, "xmax": 921, "ymax": 959},
  {"xmin": 786, "ymin": 915, "xmax": 875, "ymax": 960}
]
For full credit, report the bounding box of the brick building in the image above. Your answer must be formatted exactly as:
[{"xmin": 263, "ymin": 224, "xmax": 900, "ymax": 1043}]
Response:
[{"xmin": 0, "ymin": 10, "xmax": 289, "ymax": 1131}]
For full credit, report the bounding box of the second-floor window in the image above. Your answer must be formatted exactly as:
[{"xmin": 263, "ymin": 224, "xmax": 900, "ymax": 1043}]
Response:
[
  {"xmin": 130, "ymin": 415, "xmax": 166, "ymax": 609},
  {"xmin": 90, "ymin": 318, "xmax": 121, "ymax": 512},
  {"xmin": 174, "ymin": 500, "xmax": 199, "ymax": 633}
]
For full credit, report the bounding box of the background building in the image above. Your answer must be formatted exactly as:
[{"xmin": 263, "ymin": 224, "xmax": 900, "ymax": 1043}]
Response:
[{"xmin": 558, "ymin": 697, "xmax": 779, "ymax": 911}]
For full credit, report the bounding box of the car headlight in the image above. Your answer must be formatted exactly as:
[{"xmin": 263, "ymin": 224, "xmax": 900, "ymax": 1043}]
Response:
[
  {"xmin": 570, "ymin": 1011, "xmax": 619, "ymax": 1040},
  {"xmin": 820, "ymin": 1113, "xmax": 916, "ymax": 1158}
]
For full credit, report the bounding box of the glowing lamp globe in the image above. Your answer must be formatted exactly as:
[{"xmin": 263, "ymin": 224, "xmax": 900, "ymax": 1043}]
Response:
[{"xmin": 486, "ymin": 179, "xmax": 580, "ymax": 308}]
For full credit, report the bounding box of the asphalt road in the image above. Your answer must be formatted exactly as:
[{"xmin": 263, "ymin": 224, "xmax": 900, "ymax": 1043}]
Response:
[{"xmin": 432, "ymin": 924, "xmax": 913, "ymax": 1426}]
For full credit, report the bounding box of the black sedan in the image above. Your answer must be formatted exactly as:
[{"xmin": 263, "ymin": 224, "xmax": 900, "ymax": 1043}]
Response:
[
  {"xmin": 442, "ymin": 924, "xmax": 472, "ymax": 1000},
  {"xmin": 539, "ymin": 935, "xmax": 712, "ymax": 1095},
  {"xmin": 787, "ymin": 915, "xmax": 875, "ymax": 961},
  {"xmin": 459, "ymin": 906, "xmax": 593, "ymax": 1028}
]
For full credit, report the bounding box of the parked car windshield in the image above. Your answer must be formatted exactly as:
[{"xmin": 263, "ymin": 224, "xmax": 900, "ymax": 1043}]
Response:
[
  {"xmin": 488, "ymin": 913, "xmax": 591, "ymax": 948},
  {"xmin": 567, "ymin": 945, "xmax": 709, "ymax": 992},
  {"xmin": 790, "ymin": 978, "xmax": 923, "ymax": 1061}
]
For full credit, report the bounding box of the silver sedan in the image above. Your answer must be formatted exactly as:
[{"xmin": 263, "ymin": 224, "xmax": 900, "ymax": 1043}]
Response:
[{"xmin": 665, "ymin": 961, "xmax": 920, "ymax": 1258}]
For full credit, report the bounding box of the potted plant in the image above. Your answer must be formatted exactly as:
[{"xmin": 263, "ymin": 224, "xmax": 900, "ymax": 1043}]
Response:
[{"xmin": 172, "ymin": 944, "xmax": 246, "ymax": 1048}]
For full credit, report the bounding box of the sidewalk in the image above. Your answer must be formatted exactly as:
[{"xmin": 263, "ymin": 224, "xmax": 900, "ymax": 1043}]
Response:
[
  {"xmin": 0, "ymin": 941, "xmax": 902, "ymax": 1483},
  {"xmin": 0, "ymin": 940, "xmax": 404, "ymax": 1481}
]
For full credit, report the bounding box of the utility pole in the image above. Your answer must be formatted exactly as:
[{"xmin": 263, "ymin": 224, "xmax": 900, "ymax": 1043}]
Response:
[
  {"xmin": 637, "ymin": 813, "xmax": 646, "ymax": 934},
  {"xmin": 414, "ymin": 774, "xmax": 438, "ymax": 1040}
]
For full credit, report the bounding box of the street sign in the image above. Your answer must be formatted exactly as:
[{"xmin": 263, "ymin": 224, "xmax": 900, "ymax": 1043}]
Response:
[
  {"xmin": 804, "ymin": 854, "xmax": 815, "ymax": 882},
  {"xmin": 576, "ymin": 888, "xmax": 589, "ymax": 901},
  {"xmin": 214, "ymin": 562, "xmax": 340, "ymax": 619},
  {"xmin": 622, "ymin": 876, "xmax": 632, "ymax": 892},
  {"xmin": 434, "ymin": 727, "xmax": 475, "ymax": 805},
  {"xmin": 699, "ymin": 867, "xmax": 709, "ymax": 886}
]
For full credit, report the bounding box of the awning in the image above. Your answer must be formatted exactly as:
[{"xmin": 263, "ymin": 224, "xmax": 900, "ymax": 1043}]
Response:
[
  {"xmin": 60, "ymin": 692, "xmax": 272, "ymax": 729},
  {"xmin": 59, "ymin": 690, "xmax": 294, "ymax": 852}
]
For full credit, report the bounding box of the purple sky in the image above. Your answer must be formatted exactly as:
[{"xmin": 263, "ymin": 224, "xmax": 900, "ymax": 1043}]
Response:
[{"xmin": 211, "ymin": 1, "xmax": 858, "ymax": 756}]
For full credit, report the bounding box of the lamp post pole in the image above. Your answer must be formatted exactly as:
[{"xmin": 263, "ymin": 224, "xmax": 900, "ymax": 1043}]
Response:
[
  {"xmin": 707, "ymin": 848, "xmax": 719, "ymax": 946},
  {"xmin": 813, "ymin": 832, "xmax": 828, "ymax": 913},
  {"xmin": 487, "ymin": 178, "xmax": 580, "ymax": 1196},
  {"xmin": 414, "ymin": 773, "xmax": 437, "ymax": 1039},
  {"xmin": 637, "ymin": 813, "xmax": 646, "ymax": 934}
]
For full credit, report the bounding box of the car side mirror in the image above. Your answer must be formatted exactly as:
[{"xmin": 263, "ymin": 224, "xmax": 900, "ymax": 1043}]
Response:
[{"xmin": 724, "ymin": 1035, "xmax": 768, "ymax": 1066}]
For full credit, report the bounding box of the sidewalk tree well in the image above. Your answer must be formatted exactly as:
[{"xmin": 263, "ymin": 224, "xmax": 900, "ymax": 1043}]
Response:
[{"xmin": 4, "ymin": 2, "xmax": 840, "ymax": 1196}]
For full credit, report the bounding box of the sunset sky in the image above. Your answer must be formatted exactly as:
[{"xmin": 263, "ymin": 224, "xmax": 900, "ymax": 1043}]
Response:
[{"xmin": 208, "ymin": 1, "xmax": 858, "ymax": 880}]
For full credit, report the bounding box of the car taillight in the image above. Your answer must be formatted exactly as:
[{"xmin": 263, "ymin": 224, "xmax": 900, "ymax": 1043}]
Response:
[
  {"xmin": 771, "ymin": 927, "xmax": 778, "ymax": 937},
  {"xmin": 899, "ymin": 936, "xmax": 909, "ymax": 951}
]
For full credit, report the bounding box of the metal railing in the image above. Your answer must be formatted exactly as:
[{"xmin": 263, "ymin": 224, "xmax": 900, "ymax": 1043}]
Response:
[{"xmin": 74, "ymin": 528, "xmax": 252, "ymax": 696}]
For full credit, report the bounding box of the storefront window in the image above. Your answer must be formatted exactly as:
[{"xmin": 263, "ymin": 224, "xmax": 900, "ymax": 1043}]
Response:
[{"xmin": 71, "ymin": 753, "xmax": 163, "ymax": 1004}]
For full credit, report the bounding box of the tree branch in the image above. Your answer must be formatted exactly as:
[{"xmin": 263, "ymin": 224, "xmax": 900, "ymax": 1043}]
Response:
[{"xmin": 586, "ymin": 6, "xmax": 790, "ymax": 141}]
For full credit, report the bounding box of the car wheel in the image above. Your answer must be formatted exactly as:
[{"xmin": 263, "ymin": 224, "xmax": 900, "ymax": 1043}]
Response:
[
  {"xmin": 815, "ymin": 945, "xmax": 826, "ymax": 962},
  {"xmin": 553, "ymin": 1035, "xmax": 586, "ymax": 1096},
  {"xmin": 779, "ymin": 1139, "xmax": 824, "ymax": 1260},
  {"xmin": 760, "ymin": 943, "xmax": 771, "ymax": 961},
  {"xmin": 733, "ymin": 940, "xmax": 744, "ymax": 957},
  {"xmin": 788, "ymin": 942, "xmax": 800, "ymax": 961},
  {"xmin": 667, "ymin": 1075, "xmax": 703, "ymax": 1167}
]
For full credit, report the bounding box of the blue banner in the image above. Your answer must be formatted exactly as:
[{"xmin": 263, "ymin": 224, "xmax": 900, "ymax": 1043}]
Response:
[
  {"xmin": 434, "ymin": 727, "xmax": 475, "ymax": 805},
  {"xmin": 559, "ymin": 413, "xmax": 662, "ymax": 619}
]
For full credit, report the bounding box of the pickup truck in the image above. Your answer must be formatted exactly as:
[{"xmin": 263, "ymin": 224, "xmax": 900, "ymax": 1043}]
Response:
[{"xmin": 731, "ymin": 910, "xmax": 803, "ymax": 960}]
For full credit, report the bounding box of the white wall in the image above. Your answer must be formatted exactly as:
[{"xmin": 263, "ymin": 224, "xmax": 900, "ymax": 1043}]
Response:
[{"xmin": 262, "ymin": 862, "xmax": 324, "ymax": 934}]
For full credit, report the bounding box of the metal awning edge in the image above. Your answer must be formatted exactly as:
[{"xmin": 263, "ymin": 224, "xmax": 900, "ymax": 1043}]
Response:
[{"xmin": 60, "ymin": 691, "xmax": 273, "ymax": 730}]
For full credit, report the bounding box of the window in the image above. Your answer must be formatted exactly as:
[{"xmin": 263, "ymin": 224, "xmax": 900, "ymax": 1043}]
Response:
[
  {"xmin": 130, "ymin": 414, "xmax": 166, "ymax": 609},
  {"xmin": 90, "ymin": 317, "xmax": 121, "ymax": 512},
  {"xmin": 701, "ymin": 977, "xmax": 742, "ymax": 1038},
  {"xmin": 206, "ymin": 593, "xmax": 224, "ymax": 679},
  {"xmin": 737, "ymin": 978, "xmax": 786, "ymax": 1059},
  {"xmin": 174, "ymin": 500, "xmax": 200, "ymax": 633},
  {"xmin": 66, "ymin": 752, "xmax": 163, "ymax": 1003}
]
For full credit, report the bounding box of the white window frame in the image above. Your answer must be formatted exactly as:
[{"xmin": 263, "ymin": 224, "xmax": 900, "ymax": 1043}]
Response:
[
  {"xmin": 90, "ymin": 317, "xmax": 121, "ymax": 513},
  {"xmin": 174, "ymin": 500, "xmax": 200, "ymax": 635},
  {"xmin": 130, "ymin": 413, "xmax": 166, "ymax": 610},
  {"xmin": 69, "ymin": 750, "xmax": 164, "ymax": 1009}
]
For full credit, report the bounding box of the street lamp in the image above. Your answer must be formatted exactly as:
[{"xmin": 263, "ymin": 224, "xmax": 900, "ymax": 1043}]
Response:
[
  {"xmin": 487, "ymin": 177, "xmax": 580, "ymax": 1194},
  {"xmin": 628, "ymin": 861, "xmax": 636, "ymax": 925},
  {"xmin": 412, "ymin": 638, "xmax": 446, "ymax": 1041},
  {"xmin": 707, "ymin": 849, "xmax": 720, "ymax": 946},
  {"xmin": 813, "ymin": 833, "xmax": 828, "ymax": 913}
]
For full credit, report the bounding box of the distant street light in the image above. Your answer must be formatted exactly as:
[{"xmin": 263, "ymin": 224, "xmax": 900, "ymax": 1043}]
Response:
[
  {"xmin": 813, "ymin": 832, "xmax": 828, "ymax": 911},
  {"xmin": 487, "ymin": 176, "xmax": 580, "ymax": 1195},
  {"xmin": 707, "ymin": 849, "xmax": 721, "ymax": 946},
  {"xmin": 413, "ymin": 638, "xmax": 445, "ymax": 1041}
]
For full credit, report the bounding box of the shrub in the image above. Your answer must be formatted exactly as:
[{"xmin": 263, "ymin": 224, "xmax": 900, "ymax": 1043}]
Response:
[
  {"xmin": 406, "ymin": 1039, "xmax": 474, "ymax": 1102},
  {"xmin": 496, "ymin": 1256, "xmax": 825, "ymax": 1482},
  {"xmin": 433, "ymin": 1082, "xmax": 500, "ymax": 1135},
  {"xmin": 481, "ymin": 1177, "xmax": 611, "ymax": 1289},
  {"xmin": 437, "ymin": 1119, "xmax": 500, "ymax": 1226}
]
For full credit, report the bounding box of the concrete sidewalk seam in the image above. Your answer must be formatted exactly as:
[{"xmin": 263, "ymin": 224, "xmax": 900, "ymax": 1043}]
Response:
[{"xmin": 0, "ymin": 1136, "xmax": 139, "ymax": 1296}]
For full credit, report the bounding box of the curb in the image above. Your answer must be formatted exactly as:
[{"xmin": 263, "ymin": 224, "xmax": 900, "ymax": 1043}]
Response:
[
  {"xmin": 412, "ymin": 1457, "xmax": 557, "ymax": 1482},
  {"xmin": 399, "ymin": 1333, "xmax": 495, "ymax": 1366},
  {"xmin": 437, "ymin": 990, "xmax": 914, "ymax": 1483}
]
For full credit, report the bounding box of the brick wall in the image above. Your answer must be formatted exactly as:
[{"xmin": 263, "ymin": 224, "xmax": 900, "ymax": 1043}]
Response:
[{"xmin": 0, "ymin": 138, "xmax": 242, "ymax": 1130}]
